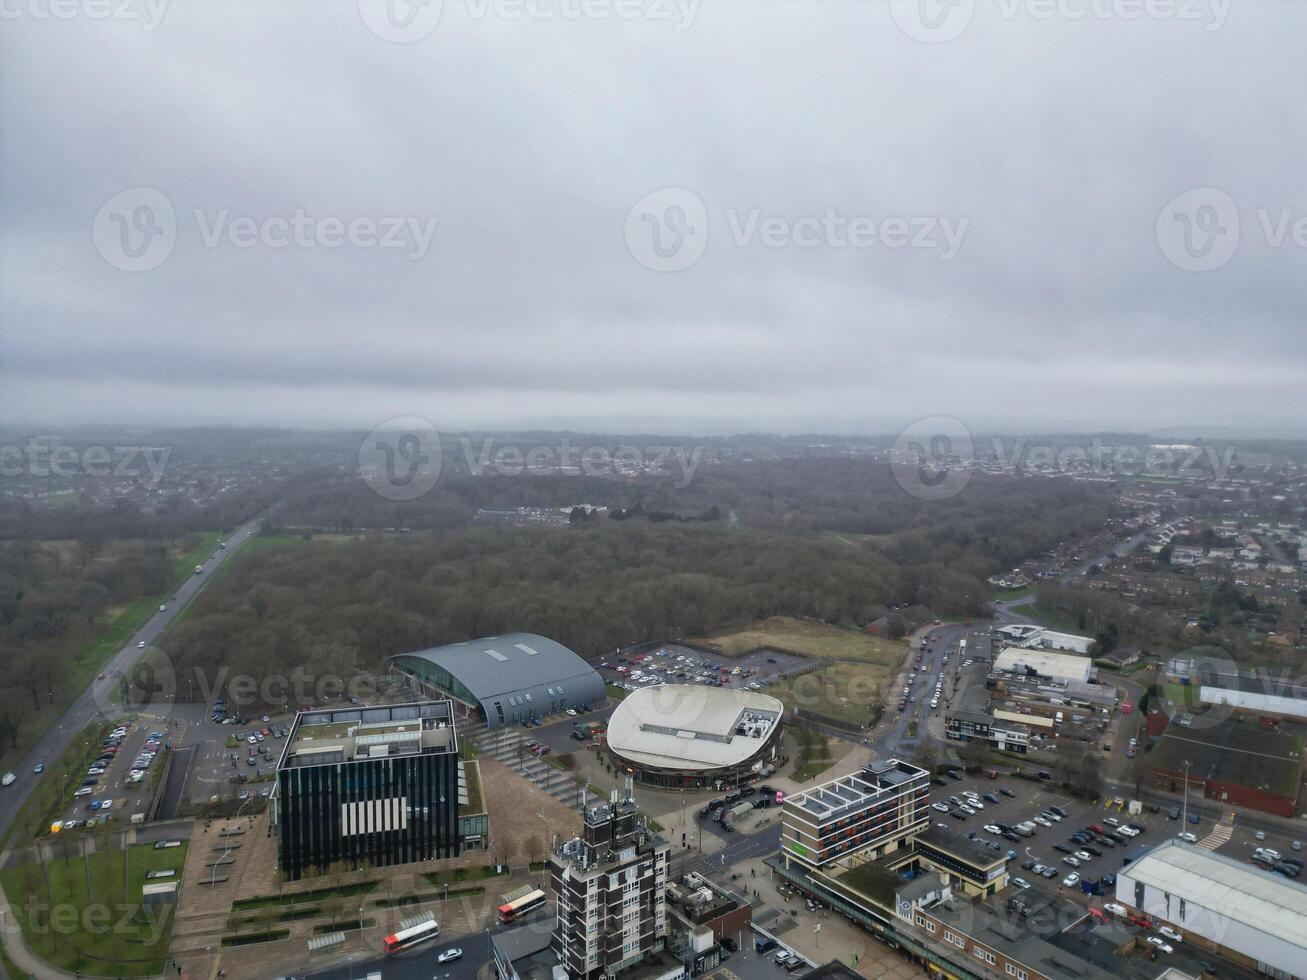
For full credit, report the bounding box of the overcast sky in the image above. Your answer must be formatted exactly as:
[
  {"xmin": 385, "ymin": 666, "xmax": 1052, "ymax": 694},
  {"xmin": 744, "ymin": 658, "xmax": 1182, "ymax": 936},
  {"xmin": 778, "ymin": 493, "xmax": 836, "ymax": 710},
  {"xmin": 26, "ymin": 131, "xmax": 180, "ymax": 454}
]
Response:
[{"xmin": 1, "ymin": 0, "xmax": 1304, "ymax": 436}]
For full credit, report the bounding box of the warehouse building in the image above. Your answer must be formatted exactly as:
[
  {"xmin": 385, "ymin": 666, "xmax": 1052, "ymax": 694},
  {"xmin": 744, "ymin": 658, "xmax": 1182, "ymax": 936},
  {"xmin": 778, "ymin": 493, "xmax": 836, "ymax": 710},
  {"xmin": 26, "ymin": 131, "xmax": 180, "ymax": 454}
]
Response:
[
  {"xmin": 1146, "ymin": 716, "xmax": 1303, "ymax": 818},
  {"xmin": 991, "ymin": 647, "xmax": 1094, "ymax": 685},
  {"xmin": 1116, "ymin": 840, "xmax": 1307, "ymax": 978},
  {"xmin": 273, "ymin": 700, "xmax": 460, "ymax": 880},
  {"xmin": 606, "ymin": 684, "xmax": 783, "ymax": 789},
  {"xmin": 389, "ymin": 633, "xmax": 605, "ymax": 729},
  {"xmin": 995, "ymin": 624, "xmax": 1094, "ymax": 654}
]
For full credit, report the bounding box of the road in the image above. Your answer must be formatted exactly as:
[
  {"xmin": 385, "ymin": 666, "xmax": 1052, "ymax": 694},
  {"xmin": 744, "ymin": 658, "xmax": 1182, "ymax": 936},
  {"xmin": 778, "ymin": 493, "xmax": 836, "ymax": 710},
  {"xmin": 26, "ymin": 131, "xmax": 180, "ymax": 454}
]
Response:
[{"xmin": 0, "ymin": 516, "xmax": 264, "ymax": 842}]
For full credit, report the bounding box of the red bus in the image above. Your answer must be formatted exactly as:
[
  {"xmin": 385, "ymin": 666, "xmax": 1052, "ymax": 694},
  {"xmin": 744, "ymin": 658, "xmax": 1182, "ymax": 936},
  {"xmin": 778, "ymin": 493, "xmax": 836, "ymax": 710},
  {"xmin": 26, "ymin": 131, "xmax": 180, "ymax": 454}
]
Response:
[
  {"xmin": 498, "ymin": 888, "xmax": 547, "ymax": 924},
  {"xmin": 383, "ymin": 916, "xmax": 439, "ymax": 955}
]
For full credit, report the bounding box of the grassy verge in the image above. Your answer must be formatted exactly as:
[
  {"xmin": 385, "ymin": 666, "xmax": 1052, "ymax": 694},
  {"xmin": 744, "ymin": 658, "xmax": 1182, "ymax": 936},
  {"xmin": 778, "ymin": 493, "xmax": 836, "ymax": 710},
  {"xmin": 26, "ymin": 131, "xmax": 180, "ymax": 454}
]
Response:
[
  {"xmin": 992, "ymin": 586, "xmax": 1034, "ymax": 602},
  {"xmin": 1025, "ymin": 604, "xmax": 1080, "ymax": 632},
  {"xmin": 605, "ymin": 684, "xmax": 630, "ymax": 702},
  {"xmin": 1, "ymin": 720, "xmax": 112, "ymax": 849},
  {"xmin": 1, "ymin": 532, "xmax": 226, "ymax": 770},
  {"xmin": 0, "ymin": 841, "xmax": 188, "ymax": 977}
]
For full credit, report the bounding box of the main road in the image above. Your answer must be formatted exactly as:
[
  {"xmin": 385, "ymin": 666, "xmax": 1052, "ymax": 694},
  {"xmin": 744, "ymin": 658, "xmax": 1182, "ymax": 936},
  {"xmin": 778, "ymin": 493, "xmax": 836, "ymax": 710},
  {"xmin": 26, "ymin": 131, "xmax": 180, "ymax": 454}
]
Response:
[{"xmin": 0, "ymin": 515, "xmax": 265, "ymax": 841}]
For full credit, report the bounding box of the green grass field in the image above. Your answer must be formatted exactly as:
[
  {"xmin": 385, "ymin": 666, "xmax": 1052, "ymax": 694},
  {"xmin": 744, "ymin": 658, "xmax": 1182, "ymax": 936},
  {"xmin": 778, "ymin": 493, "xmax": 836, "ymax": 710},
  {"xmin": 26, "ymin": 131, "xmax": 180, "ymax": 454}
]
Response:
[
  {"xmin": 790, "ymin": 727, "xmax": 836, "ymax": 783},
  {"xmin": 0, "ymin": 841, "xmax": 188, "ymax": 977},
  {"xmin": 774, "ymin": 662, "xmax": 892, "ymax": 726},
  {"xmin": 992, "ymin": 586, "xmax": 1034, "ymax": 601},
  {"xmin": 694, "ymin": 616, "xmax": 903, "ymax": 663}
]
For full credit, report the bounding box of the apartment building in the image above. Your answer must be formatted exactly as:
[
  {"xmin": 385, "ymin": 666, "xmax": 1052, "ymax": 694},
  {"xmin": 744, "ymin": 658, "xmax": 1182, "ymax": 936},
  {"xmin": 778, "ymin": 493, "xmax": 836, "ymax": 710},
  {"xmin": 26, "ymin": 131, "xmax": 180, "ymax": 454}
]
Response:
[
  {"xmin": 781, "ymin": 759, "xmax": 930, "ymax": 870},
  {"xmin": 550, "ymin": 783, "xmax": 673, "ymax": 980}
]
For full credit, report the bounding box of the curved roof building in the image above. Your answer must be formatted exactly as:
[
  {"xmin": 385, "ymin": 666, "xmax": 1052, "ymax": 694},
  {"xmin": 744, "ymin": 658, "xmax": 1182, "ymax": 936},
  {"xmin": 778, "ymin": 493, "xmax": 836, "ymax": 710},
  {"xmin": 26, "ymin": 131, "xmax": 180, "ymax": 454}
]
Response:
[
  {"xmin": 607, "ymin": 684, "xmax": 784, "ymax": 788},
  {"xmin": 388, "ymin": 633, "xmax": 604, "ymax": 729}
]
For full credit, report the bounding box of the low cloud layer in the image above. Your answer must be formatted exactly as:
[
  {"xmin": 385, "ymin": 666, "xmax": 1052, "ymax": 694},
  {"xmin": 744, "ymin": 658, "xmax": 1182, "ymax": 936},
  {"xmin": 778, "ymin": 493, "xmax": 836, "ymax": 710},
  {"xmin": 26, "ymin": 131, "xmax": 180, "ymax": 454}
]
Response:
[{"xmin": 2, "ymin": 0, "xmax": 1304, "ymax": 435}]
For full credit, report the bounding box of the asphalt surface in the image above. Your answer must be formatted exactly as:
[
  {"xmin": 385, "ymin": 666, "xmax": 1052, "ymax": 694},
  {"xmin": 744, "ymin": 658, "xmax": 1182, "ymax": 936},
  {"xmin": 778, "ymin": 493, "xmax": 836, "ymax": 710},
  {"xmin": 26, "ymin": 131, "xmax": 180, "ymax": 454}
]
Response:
[{"xmin": 0, "ymin": 517, "xmax": 263, "ymax": 843}]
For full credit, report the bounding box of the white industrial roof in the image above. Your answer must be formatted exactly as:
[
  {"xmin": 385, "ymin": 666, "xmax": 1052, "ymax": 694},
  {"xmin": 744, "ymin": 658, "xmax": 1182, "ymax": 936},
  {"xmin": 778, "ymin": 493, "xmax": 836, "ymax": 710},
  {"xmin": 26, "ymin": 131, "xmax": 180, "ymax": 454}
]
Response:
[
  {"xmin": 992, "ymin": 646, "xmax": 1091, "ymax": 682},
  {"xmin": 1123, "ymin": 841, "xmax": 1307, "ymax": 951},
  {"xmin": 607, "ymin": 684, "xmax": 782, "ymax": 771}
]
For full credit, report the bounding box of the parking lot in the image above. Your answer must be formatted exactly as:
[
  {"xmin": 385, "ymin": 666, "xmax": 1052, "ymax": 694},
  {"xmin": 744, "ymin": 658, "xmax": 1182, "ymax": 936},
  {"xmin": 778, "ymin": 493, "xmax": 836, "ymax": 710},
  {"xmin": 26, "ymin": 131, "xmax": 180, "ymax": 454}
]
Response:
[
  {"xmin": 598, "ymin": 644, "xmax": 810, "ymax": 696},
  {"xmin": 926, "ymin": 769, "xmax": 1161, "ymax": 894},
  {"xmin": 55, "ymin": 719, "xmax": 171, "ymax": 832}
]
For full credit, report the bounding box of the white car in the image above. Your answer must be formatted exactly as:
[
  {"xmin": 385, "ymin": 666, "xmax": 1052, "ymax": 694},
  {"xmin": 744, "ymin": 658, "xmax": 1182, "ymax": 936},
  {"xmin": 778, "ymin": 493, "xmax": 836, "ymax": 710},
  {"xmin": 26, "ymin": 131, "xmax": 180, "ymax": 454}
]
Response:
[
  {"xmin": 1012, "ymin": 877, "xmax": 1031, "ymax": 889},
  {"xmin": 1118, "ymin": 825, "xmax": 1141, "ymax": 838},
  {"xmin": 1158, "ymin": 926, "xmax": 1183, "ymax": 943},
  {"xmin": 1062, "ymin": 872, "xmax": 1080, "ymax": 887},
  {"xmin": 74, "ymin": 786, "xmax": 94, "ymax": 797},
  {"xmin": 932, "ymin": 803, "xmax": 950, "ymax": 813},
  {"xmin": 966, "ymin": 799, "xmax": 984, "ymax": 810},
  {"xmin": 1063, "ymin": 856, "xmax": 1080, "ymax": 867},
  {"xmin": 159, "ymin": 604, "xmax": 166, "ymax": 612},
  {"xmin": 1103, "ymin": 817, "xmax": 1120, "ymax": 827},
  {"xmin": 436, "ymin": 947, "xmax": 462, "ymax": 964},
  {"xmin": 984, "ymin": 824, "xmax": 1002, "ymax": 835},
  {"xmin": 566, "ymin": 708, "xmax": 577, "ymax": 716},
  {"xmin": 1175, "ymin": 832, "xmax": 1197, "ymax": 843},
  {"xmin": 137, "ymin": 640, "xmax": 146, "ymax": 648},
  {"xmin": 1075, "ymin": 850, "xmax": 1092, "ymax": 862},
  {"xmin": 1, "ymin": 772, "xmax": 15, "ymax": 787},
  {"xmin": 1146, "ymin": 937, "xmax": 1173, "ymax": 954},
  {"xmin": 1035, "ymin": 817, "xmax": 1052, "ymax": 828},
  {"xmin": 1102, "ymin": 902, "xmax": 1128, "ymax": 917},
  {"xmin": 958, "ymin": 805, "xmax": 975, "ymax": 815},
  {"xmin": 1042, "ymin": 811, "xmax": 1062, "ymax": 822}
]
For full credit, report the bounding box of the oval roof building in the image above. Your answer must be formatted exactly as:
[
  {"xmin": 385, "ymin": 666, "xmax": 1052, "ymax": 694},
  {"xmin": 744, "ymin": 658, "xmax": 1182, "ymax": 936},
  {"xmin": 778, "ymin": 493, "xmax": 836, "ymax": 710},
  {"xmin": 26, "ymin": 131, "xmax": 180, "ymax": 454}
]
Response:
[
  {"xmin": 607, "ymin": 684, "xmax": 784, "ymax": 789},
  {"xmin": 389, "ymin": 633, "xmax": 604, "ymax": 729}
]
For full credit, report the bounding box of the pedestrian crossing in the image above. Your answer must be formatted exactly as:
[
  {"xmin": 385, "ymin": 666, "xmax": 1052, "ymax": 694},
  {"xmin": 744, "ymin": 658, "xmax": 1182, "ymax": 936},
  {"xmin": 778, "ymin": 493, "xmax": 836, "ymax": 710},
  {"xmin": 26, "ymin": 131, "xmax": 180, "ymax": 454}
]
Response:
[{"xmin": 1198, "ymin": 813, "xmax": 1234, "ymax": 850}]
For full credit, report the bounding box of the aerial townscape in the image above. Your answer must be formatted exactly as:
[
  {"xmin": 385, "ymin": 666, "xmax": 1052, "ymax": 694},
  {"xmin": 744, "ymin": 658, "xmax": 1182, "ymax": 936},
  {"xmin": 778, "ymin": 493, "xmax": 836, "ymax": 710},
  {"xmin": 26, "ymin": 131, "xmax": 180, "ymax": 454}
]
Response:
[{"xmin": 2, "ymin": 3, "xmax": 1305, "ymax": 980}]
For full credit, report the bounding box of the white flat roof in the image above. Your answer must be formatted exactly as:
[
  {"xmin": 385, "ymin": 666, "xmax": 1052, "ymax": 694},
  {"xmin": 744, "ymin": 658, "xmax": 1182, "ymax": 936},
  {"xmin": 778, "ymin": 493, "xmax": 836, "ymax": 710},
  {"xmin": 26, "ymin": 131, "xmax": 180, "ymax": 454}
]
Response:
[
  {"xmin": 992, "ymin": 647, "xmax": 1091, "ymax": 681},
  {"xmin": 1123, "ymin": 841, "xmax": 1307, "ymax": 951},
  {"xmin": 607, "ymin": 684, "xmax": 782, "ymax": 771}
]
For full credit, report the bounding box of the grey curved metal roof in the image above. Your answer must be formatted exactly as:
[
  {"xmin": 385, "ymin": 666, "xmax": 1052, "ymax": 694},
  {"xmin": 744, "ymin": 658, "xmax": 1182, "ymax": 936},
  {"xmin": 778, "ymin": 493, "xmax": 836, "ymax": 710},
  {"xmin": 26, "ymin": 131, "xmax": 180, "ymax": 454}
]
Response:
[{"xmin": 389, "ymin": 633, "xmax": 600, "ymax": 702}]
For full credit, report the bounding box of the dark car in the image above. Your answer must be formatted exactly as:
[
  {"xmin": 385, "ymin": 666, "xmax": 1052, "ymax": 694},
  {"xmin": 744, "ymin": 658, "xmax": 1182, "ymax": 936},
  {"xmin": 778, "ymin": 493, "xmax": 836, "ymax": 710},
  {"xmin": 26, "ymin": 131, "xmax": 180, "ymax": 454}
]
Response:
[
  {"xmin": 931, "ymin": 777, "xmax": 947, "ymax": 787},
  {"xmin": 1084, "ymin": 846, "xmax": 1103, "ymax": 857},
  {"xmin": 1002, "ymin": 832, "xmax": 1020, "ymax": 843},
  {"xmin": 1053, "ymin": 843, "xmax": 1073, "ymax": 854},
  {"xmin": 1095, "ymin": 836, "xmax": 1116, "ymax": 848},
  {"xmin": 950, "ymin": 810, "xmax": 969, "ymax": 821},
  {"xmin": 722, "ymin": 937, "xmax": 737, "ymax": 953},
  {"xmin": 983, "ymin": 793, "xmax": 999, "ymax": 804},
  {"xmin": 1021, "ymin": 860, "xmax": 1037, "ymax": 871},
  {"xmin": 947, "ymin": 771, "xmax": 963, "ymax": 781},
  {"xmin": 1049, "ymin": 805, "xmax": 1067, "ymax": 818},
  {"xmin": 999, "ymin": 787, "xmax": 1016, "ymax": 798}
]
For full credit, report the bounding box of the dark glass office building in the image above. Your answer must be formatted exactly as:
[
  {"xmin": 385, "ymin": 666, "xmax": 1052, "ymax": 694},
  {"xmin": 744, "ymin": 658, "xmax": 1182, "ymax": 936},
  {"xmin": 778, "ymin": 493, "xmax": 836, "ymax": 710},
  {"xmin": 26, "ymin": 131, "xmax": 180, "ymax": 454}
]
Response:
[{"xmin": 273, "ymin": 700, "xmax": 461, "ymax": 880}]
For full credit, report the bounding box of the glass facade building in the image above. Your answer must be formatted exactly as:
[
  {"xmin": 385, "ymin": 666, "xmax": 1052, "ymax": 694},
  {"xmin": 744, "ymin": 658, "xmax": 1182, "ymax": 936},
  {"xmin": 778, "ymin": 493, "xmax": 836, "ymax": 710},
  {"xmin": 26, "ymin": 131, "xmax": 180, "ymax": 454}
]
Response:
[{"xmin": 273, "ymin": 700, "xmax": 461, "ymax": 880}]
